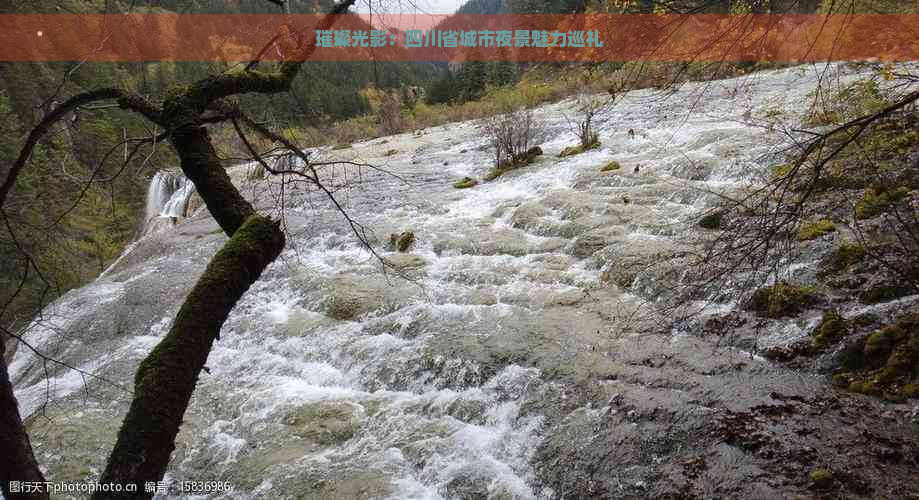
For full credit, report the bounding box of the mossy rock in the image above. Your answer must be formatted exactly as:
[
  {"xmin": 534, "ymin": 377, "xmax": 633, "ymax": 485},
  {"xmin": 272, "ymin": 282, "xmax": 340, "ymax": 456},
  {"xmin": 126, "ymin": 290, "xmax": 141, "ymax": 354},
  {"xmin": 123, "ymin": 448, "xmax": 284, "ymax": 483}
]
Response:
[
  {"xmin": 858, "ymin": 282, "xmax": 913, "ymax": 304},
  {"xmin": 855, "ymin": 186, "xmax": 909, "ymax": 219},
  {"xmin": 558, "ymin": 139, "xmax": 599, "ymax": 158},
  {"xmin": 331, "ymin": 143, "xmax": 351, "ymax": 150},
  {"xmin": 698, "ymin": 212, "xmax": 723, "ymax": 230},
  {"xmin": 600, "ymin": 160, "xmax": 622, "ymax": 172},
  {"xmin": 283, "ymin": 402, "xmax": 360, "ymax": 445},
  {"xmin": 797, "ymin": 219, "xmax": 835, "ymax": 241},
  {"xmin": 746, "ymin": 282, "xmax": 819, "ymax": 318},
  {"xmin": 809, "ymin": 468, "xmax": 835, "ymax": 490},
  {"xmin": 453, "ymin": 177, "xmax": 478, "ymax": 189},
  {"xmin": 813, "ymin": 310, "xmax": 849, "ymax": 348},
  {"xmin": 383, "ymin": 149, "xmax": 399, "ymax": 156},
  {"xmin": 820, "ymin": 243, "xmax": 865, "ymax": 275},
  {"xmin": 834, "ymin": 313, "xmax": 919, "ymax": 400}
]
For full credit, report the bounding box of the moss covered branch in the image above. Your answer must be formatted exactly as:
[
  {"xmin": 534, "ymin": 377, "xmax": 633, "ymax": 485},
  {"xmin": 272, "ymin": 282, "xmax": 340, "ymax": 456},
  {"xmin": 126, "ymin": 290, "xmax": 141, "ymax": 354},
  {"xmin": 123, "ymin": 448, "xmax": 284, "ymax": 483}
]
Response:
[
  {"xmin": 93, "ymin": 215, "xmax": 284, "ymax": 498},
  {"xmin": 0, "ymin": 88, "xmax": 162, "ymax": 208}
]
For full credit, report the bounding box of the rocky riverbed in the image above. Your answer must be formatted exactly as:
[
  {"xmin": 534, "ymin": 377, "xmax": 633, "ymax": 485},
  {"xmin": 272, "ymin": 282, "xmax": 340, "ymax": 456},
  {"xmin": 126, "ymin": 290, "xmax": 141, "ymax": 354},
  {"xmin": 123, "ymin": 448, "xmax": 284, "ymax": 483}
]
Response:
[{"xmin": 9, "ymin": 64, "xmax": 919, "ymax": 499}]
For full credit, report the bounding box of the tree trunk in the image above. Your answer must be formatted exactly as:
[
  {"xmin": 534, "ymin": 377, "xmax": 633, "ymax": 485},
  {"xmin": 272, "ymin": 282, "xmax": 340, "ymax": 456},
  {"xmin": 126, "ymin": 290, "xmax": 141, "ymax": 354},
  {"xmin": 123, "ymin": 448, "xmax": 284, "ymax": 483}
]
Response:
[
  {"xmin": 92, "ymin": 126, "xmax": 285, "ymax": 499},
  {"xmin": 0, "ymin": 336, "xmax": 49, "ymax": 500}
]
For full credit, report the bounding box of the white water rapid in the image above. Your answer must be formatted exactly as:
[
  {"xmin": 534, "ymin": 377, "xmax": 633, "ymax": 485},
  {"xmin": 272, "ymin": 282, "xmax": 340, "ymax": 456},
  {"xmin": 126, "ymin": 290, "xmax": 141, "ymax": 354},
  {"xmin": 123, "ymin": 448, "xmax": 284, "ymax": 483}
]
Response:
[{"xmin": 9, "ymin": 64, "xmax": 916, "ymax": 499}]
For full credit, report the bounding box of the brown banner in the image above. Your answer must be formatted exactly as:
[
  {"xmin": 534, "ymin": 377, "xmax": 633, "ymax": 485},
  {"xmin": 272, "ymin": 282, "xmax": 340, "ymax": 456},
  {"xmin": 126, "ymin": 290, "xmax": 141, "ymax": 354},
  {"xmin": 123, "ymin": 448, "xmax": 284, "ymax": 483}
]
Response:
[{"xmin": 0, "ymin": 14, "xmax": 916, "ymax": 62}]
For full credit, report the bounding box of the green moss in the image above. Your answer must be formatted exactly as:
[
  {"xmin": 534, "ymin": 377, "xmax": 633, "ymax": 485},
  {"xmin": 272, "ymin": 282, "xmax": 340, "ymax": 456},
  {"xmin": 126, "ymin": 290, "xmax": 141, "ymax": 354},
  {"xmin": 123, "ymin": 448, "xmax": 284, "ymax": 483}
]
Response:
[
  {"xmin": 904, "ymin": 382, "xmax": 919, "ymax": 398},
  {"xmin": 558, "ymin": 139, "xmax": 600, "ymax": 158},
  {"xmin": 453, "ymin": 177, "xmax": 478, "ymax": 189},
  {"xmin": 331, "ymin": 143, "xmax": 351, "ymax": 150},
  {"xmin": 600, "ymin": 160, "xmax": 622, "ymax": 172},
  {"xmin": 747, "ymin": 282, "xmax": 819, "ymax": 318},
  {"xmin": 821, "ymin": 243, "xmax": 865, "ymax": 274},
  {"xmin": 855, "ymin": 186, "xmax": 909, "ymax": 219},
  {"xmin": 864, "ymin": 327, "xmax": 897, "ymax": 361},
  {"xmin": 383, "ymin": 148, "xmax": 399, "ymax": 156},
  {"xmin": 797, "ymin": 219, "xmax": 836, "ymax": 241},
  {"xmin": 771, "ymin": 163, "xmax": 793, "ymax": 179},
  {"xmin": 813, "ymin": 310, "xmax": 849, "ymax": 348},
  {"xmin": 809, "ymin": 468, "xmax": 834, "ymax": 490},
  {"xmin": 835, "ymin": 313, "xmax": 919, "ymax": 400},
  {"xmin": 858, "ymin": 283, "xmax": 912, "ymax": 304},
  {"xmin": 698, "ymin": 212, "xmax": 723, "ymax": 230}
]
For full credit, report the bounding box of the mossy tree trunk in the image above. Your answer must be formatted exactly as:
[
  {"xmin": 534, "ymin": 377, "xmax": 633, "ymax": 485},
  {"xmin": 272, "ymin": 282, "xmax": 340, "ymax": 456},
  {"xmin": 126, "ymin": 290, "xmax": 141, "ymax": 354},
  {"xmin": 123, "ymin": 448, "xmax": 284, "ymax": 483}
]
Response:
[
  {"xmin": 93, "ymin": 107, "xmax": 287, "ymax": 500},
  {"xmin": 1, "ymin": 3, "xmax": 357, "ymax": 498}
]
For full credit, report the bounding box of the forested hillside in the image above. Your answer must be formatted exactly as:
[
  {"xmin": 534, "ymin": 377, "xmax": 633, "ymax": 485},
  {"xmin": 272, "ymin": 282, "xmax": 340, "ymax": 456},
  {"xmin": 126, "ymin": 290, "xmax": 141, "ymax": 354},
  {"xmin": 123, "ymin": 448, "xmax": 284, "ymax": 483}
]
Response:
[{"xmin": 0, "ymin": 0, "xmax": 439, "ymax": 331}]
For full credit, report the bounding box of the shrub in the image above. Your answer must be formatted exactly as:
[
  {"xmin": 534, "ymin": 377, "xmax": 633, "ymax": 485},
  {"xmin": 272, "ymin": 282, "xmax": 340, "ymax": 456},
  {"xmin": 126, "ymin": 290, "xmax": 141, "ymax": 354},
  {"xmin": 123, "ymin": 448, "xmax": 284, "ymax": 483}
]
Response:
[
  {"xmin": 377, "ymin": 91, "xmax": 406, "ymax": 136},
  {"xmin": 484, "ymin": 106, "xmax": 543, "ymax": 170}
]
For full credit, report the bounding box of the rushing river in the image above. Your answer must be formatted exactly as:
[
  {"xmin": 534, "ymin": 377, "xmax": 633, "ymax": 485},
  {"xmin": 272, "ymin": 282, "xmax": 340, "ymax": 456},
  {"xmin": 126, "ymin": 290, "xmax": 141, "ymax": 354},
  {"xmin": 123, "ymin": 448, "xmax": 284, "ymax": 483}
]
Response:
[{"xmin": 10, "ymin": 64, "xmax": 915, "ymax": 499}]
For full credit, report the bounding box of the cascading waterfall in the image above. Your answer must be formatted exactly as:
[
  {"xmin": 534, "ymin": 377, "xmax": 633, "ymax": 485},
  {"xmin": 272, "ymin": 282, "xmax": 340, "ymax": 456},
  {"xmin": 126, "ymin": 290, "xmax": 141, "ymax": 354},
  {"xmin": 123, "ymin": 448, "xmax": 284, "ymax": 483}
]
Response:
[{"xmin": 143, "ymin": 170, "xmax": 196, "ymax": 233}]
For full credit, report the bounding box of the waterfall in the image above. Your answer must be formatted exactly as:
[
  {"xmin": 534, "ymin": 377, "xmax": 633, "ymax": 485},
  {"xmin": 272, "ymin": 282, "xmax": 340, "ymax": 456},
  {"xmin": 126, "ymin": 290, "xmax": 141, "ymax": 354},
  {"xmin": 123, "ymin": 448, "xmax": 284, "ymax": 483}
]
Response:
[{"xmin": 143, "ymin": 171, "xmax": 195, "ymax": 233}]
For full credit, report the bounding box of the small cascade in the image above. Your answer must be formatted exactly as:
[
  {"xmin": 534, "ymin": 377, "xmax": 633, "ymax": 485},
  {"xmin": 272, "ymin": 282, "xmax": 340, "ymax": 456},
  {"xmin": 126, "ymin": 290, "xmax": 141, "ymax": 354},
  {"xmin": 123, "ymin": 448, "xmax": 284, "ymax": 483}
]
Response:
[{"xmin": 143, "ymin": 170, "xmax": 196, "ymax": 234}]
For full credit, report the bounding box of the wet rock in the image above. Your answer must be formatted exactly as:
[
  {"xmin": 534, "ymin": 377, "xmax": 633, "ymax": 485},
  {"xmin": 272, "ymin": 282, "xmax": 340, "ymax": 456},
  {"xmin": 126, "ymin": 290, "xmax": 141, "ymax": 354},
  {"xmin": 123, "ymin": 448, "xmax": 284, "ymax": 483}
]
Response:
[
  {"xmin": 383, "ymin": 253, "xmax": 427, "ymax": 271},
  {"xmin": 434, "ymin": 227, "xmax": 566, "ymax": 257},
  {"xmin": 25, "ymin": 407, "xmax": 121, "ymax": 483},
  {"xmin": 186, "ymin": 191, "xmax": 205, "ymax": 215},
  {"xmin": 279, "ymin": 471, "xmax": 392, "ymax": 500},
  {"xmin": 568, "ymin": 228, "xmax": 623, "ymax": 258},
  {"xmin": 283, "ymin": 401, "xmax": 360, "ymax": 445},
  {"xmin": 510, "ymin": 201, "xmax": 548, "ymax": 229},
  {"xmin": 323, "ymin": 274, "xmax": 418, "ymax": 320}
]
